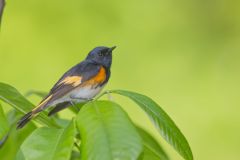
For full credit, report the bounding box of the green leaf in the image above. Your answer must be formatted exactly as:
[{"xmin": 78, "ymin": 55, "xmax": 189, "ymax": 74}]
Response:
[
  {"xmin": 0, "ymin": 110, "xmax": 36, "ymax": 160},
  {"xmin": 139, "ymin": 147, "xmax": 163, "ymax": 160},
  {"xmin": 70, "ymin": 151, "xmax": 81, "ymax": 160},
  {"xmin": 110, "ymin": 90, "xmax": 193, "ymax": 160},
  {"xmin": 0, "ymin": 103, "xmax": 9, "ymax": 147},
  {"xmin": 137, "ymin": 127, "xmax": 169, "ymax": 160},
  {"xmin": 16, "ymin": 121, "xmax": 75, "ymax": 160},
  {"xmin": 76, "ymin": 100, "xmax": 143, "ymax": 160},
  {"xmin": 0, "ymin": 82, "xmax": 59, "ymax": 128}
]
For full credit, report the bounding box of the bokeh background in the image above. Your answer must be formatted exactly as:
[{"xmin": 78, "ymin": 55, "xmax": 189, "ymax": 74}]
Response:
[{"xmin": 1, "ymin": 0, "xmax": 240, "ymax": 159}]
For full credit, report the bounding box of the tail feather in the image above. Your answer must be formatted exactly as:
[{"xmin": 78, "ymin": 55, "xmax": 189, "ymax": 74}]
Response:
[
  {"xmin": 17, "ymin": 111, "xmax": 34, "ymax": 129},
  {"xmin": 17, "ymin": 107, "xmax": 44, "ymax": 129},
  {"xmin": 17, "ymin": 94, "xmax": 53, "ymax": 129}
]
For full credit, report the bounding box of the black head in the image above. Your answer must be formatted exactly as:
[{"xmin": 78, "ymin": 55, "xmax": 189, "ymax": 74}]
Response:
[{"xmin": 86, "ymin": 46, "xmax": 116, "ymax": 68}]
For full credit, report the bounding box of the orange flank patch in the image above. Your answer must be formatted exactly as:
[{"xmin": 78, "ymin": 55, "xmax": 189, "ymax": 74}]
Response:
[
  {"xmin": 83, "ymin": 66, "xmax": 106, "ymax": 86},
  {"xmin": 60, "ymin": 76, "xmax": 82, "ymax": 87},
  {"xmin": 93, "ymin": 66, "xmax": 106, "ymax": 83}
]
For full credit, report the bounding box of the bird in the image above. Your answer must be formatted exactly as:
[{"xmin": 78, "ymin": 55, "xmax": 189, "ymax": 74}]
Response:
[{"xmin": 17, "ymin": 46, "xmax": 116, "ymax": 129}]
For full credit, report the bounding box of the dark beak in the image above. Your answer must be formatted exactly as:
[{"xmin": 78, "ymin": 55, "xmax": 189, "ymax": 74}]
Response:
[{"xmin": 109, "ymin": 46, "xmax": 116, "ymax": 52}]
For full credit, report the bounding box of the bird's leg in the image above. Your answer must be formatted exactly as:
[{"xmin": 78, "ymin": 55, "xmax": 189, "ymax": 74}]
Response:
[{"xmin": 70, "ymin": 101, "xmax": 80, "ymax": 112}]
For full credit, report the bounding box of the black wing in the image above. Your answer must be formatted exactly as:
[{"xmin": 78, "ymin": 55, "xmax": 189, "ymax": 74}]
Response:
[
  {"xmin": 50, "ymin": 62, "xmax": 100, "ymax": 93},
  {"xmin": 38, "ymin": 61, "xmax": 101, "ymax": 109}
]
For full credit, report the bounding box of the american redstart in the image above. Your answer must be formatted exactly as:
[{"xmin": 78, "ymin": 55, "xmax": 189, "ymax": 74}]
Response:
[{"xmin": 17, "ymin": 46, "xmax": 116, "ymax": 129}]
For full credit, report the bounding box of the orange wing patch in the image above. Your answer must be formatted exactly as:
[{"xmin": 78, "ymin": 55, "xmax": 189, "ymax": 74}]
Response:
[
  {"xmin": 83, "ymin": 66, "xmax": 106, "ymax": 86},
  {"xmin": 59, "ymin": 76, "xmax": 82, "ymax": 87},
  {"xmin": 58, "ymin": 67, "xmax": 105, "ymax": 88},
  {"xmin": 33, "ymin": 95, "xmax": 53, "ymax": 112},
  {"xmin": 39, "ymin": 95, "xmax": 53, "ymax": 106}
]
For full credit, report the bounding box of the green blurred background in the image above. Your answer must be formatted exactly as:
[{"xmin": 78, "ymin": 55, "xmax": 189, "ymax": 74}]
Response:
[{"xmin": 0, "ymin": 0, "xmax": 240, "ymax": 159}]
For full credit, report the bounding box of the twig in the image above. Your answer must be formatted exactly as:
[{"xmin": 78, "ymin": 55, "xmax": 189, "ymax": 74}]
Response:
[{"xmin": 0, "ymin": 0, "xmax": 5, "ymax": 28}]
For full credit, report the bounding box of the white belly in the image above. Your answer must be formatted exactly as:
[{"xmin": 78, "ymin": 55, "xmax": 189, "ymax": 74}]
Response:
[
  {"xmin": 50, "ymin": 86, "xmax": 104, "ymax": 106},
  {"xmin": 70, "ymin": 86, "xmax": 103, "ymax": 100}
]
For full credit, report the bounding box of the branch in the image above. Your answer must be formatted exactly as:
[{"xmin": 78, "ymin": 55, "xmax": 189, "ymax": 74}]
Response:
[{"xmin": 0, "ymin": 0, "xmax": 5, "ymax": 27}]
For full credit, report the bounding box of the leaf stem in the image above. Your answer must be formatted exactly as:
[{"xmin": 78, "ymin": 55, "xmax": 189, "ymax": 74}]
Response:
[{"xmin": 95, "ymin": 90, "xmax": 114, "ymax": 100}]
